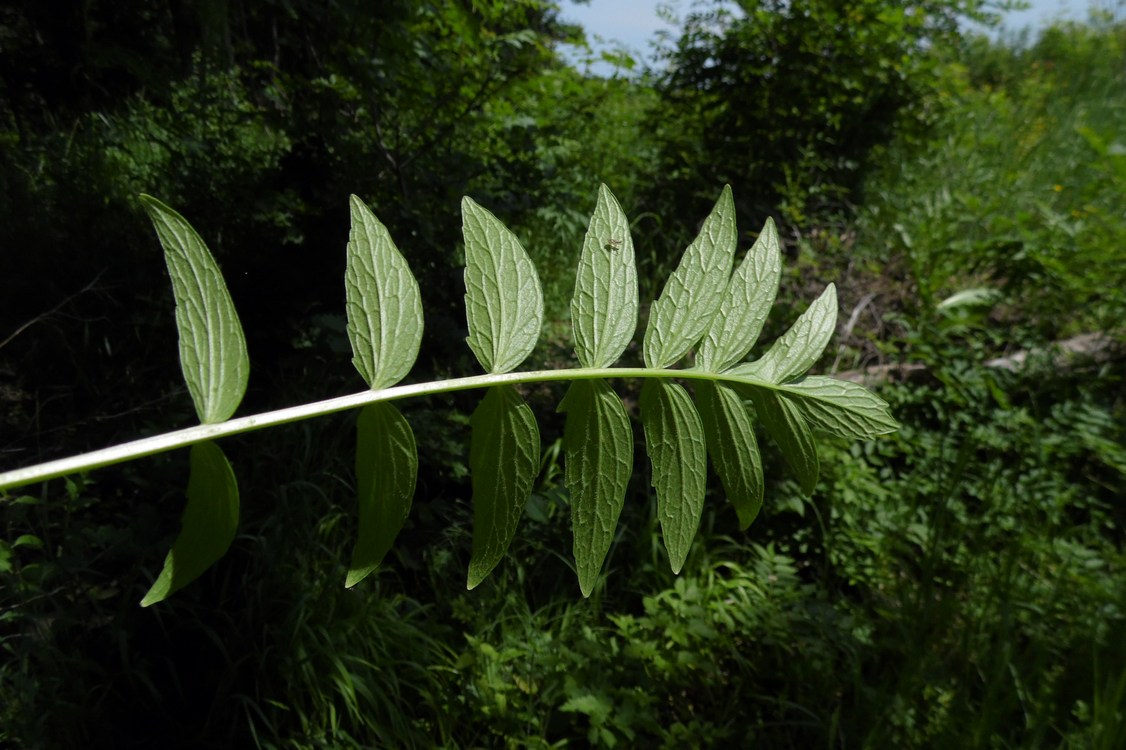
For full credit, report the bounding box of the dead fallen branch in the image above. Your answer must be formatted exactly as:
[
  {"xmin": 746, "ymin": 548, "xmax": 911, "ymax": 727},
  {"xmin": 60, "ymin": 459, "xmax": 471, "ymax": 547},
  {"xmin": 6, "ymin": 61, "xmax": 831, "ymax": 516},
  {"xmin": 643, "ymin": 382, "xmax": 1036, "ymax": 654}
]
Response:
[{"xmin": 833, "ymin": 332, "xmax": 1123, "ymax": 387}]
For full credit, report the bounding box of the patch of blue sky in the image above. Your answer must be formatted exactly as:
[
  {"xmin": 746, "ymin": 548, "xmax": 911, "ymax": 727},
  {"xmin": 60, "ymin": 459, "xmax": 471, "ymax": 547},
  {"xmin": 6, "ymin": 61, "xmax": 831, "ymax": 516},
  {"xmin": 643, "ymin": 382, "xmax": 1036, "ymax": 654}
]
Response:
[{"xmin": 558, "ymin": 0, "xmax": 1116, "ymax": 76}]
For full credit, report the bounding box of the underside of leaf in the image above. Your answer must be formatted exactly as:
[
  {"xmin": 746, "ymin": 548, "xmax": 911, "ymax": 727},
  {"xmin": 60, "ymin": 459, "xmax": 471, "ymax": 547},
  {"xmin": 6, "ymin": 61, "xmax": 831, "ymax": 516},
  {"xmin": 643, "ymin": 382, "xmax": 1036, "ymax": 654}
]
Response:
[
  {"xmin": 467, "ymin": 385, "xmax": 541, "ymax": 589},
  {"xmin": 696, "ymin": 217, "xmax": 782, "ymax": 372},
  {"xmin": 345, "ymin": 195, "xmax": 424, "ymax": 390},
  {"xmin": 643, "ymin": 185, "xmax": 738, "ymax": 369},
  {"xmin": 140, "ymin": 441, "xmax": 239, "ymax": 606},
  {"xmin": 696, "ymin": 381, "xmax": 764, "ymax": 530},
  {"xmin": 734, "ymin": 283, "xmax": 838, "ymax": 384},
  {"xmin": 140, "ymin": 195, "xmax": 249, "ymax": 424},
  {"xmin": 571, "ymin": 185, "xmax": 638, "ymax": 369},
  {"xmin": 346, "ymin": 402, "xmax": 417, "ymax": 588},
  {"xmin": 781, "ymin": 376, "xmax": 899, "ymax": 439},
  {"xmin": 641, "ymin": 379, "xmax": 708, "ymax": 574},
  {"xmin": 462, "ymin": 198, "xmax": 544, "ymax": 374},
  {"xmin": 748, "ymin": 388, "xmax": 820, "ymax": 496},
  {"xmin": 560, "ymin": 379, "xmax": 633, "ymax": 596}
]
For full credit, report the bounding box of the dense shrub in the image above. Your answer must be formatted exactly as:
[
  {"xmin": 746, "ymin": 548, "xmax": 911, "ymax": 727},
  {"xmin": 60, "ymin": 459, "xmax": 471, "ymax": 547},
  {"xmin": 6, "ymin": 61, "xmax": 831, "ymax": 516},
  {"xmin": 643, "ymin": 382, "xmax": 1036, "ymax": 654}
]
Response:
[{"xmin": 644, "ymin": 0, "xmax": 1001, "ymax": 226}]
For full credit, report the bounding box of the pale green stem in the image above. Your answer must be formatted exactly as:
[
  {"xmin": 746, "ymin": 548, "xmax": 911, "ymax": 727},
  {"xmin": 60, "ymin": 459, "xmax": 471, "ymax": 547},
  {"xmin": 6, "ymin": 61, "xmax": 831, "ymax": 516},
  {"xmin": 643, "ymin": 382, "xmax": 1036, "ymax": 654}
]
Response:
[{"xmin": 0, "ymin": 367, "xmax": 780, "ymax": 492}]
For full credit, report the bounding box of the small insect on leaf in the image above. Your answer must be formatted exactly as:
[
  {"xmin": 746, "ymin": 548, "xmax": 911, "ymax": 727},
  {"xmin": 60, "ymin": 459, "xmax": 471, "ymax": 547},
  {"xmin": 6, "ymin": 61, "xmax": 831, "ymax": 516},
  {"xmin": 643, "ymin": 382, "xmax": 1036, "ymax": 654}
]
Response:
[
  {"xmin": 603, "ymin": 238, "xmax": 623, "ymax": 252},
  {"xmin": 572, "ymin": 185, "xmax": 637, "ymax": 370}
]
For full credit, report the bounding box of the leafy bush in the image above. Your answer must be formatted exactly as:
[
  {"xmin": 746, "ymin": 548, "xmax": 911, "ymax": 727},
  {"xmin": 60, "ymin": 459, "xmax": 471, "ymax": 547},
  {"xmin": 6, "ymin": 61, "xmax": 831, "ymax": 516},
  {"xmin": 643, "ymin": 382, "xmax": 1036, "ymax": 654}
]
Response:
[
  {"xmin": 855, "ymin": 20, "xmax": 1126, "ymax": 342},
  {"xmin": 443, "ymin": 356, "xmax": 1126, "ymax": 748},
  {"xmin": 646, "ymin": 0, "xmax": 999, "ymax": 225}
]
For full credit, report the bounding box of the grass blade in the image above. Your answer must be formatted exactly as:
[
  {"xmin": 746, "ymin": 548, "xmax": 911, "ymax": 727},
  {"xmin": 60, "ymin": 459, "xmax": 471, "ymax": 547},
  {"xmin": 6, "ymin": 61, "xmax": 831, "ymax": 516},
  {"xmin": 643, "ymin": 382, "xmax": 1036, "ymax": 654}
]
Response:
[
  {"xmin": 346, "ymin": 402, "xmax": 417, "ymax": 588},
  {"xmin": 781, "ymin": 376, "xmax": 899, "ymax": 439},
  {"xmin": 345, "ymin": 196, "xmax": 423, "ymax": 390},
  {"xmin": 571, "ymin": 185, "xmax": 638, "ymax": 368},
  {"xmin": 462, "ymin": 197, "xmax": 544, "ymax": 374},
  {"xmin": 140, "ymin": 195, "xmax": 249, "ymax": 424},
  {"xmin": 140, "ymin": 441, "xmax": 238, "ymax": 606},
  {"xmin": 467, "ymin": 385, "xmax": 541, "ymax": 588},
  {"xmin": 696, "ymin": 217, "xmax": 781, "ymax": 372},
  {"xmin": 643, "ymin": 185, "xmax": 737, "ymax": 369},
  {"xmin": 732, "ymin": 283, "xmax": 838, "ymax": 384},
  {"xmin": 560, "ymin": 379, "xmax": 633, "ymax": 596},
  {"xmin": 696, "ymin": 381, "xmax": 764, "ymax": 530},
  {"xmin": 641, "ymin": 379, "xmax": 707, "ymax": 573}
]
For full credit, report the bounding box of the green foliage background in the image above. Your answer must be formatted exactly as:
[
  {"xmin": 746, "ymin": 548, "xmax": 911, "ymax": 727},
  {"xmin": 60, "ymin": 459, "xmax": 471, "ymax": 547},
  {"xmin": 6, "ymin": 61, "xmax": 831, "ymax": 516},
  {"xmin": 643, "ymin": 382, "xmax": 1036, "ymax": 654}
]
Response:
[{"xmin": 2, "ymin": 1, "xmax": 1124, "ymax": 747}]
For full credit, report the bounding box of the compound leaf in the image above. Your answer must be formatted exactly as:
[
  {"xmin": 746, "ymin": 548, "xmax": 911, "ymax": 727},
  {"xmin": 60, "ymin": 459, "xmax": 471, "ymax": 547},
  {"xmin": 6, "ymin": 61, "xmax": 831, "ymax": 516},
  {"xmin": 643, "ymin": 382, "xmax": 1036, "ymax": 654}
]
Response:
[
  {"xmin": 781, "ymin": 376, "xmax": 899, "ymax": 439},
  {"xmin": 643, "ymin": 185, "xmax": 737, "ymax": 369},
  {"xmin": 696, "ymin": 381, "xmax": 764, "ymax": 530},
  {"xmin": 640, "ymin": 379, "xmax": 707, "ymax": 573},
  {"xmin": 141, "ymin": 195, "xmax": 248, "ymax": 424},
  {"xmin": 571, "ymin": 185, "xmax": 638, "ymax": 369},
  {"xmin": 345, "ymin": 195, "xmax": 423, "ymax": 390},
  {"xmin": 140, "ymin": 441, "xmax": 238, "ymax": 606},
  {"xmin": 346, "ymin": 402, "xmax": 417, "ymax": 588},
  {"xmin": 749, "ymin": 389, "xmax": 819, "ymax": 496},
  {"xmin": 560, "ymin": 379, "xmax": 632, "ymax": 596},
  {"xmin": 463, "ymin": 198, "xmax": 544, "ymax": 374},
  {"xmin": 696, "ymin": 217, "xmax": 781, "ymax": 372},
  {"xmin": 732, "ymin": 283, "xmax": 838, "ymax": 384},
  {"xmin": 467, "ymin": 385, "xmax": 540, "ymax": 589}
]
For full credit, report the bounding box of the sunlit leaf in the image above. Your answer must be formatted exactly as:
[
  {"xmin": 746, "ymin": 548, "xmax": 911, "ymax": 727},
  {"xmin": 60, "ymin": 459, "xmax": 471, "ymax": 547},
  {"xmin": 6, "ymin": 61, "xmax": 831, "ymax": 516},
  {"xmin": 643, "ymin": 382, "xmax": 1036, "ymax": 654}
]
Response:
[
  {"xmin": 140, "ymin": 195, "xmax": 248, "ymax": 424},
  {"xmin": 462, "ymin": 198, "xmax": 544, "ymax": 374},
  {"xmin": 560, "ymin": 379, "xmax": 632, "ymax": 596},
  {"xmin": 748, "ymin": 389, "xmax": 819, "ymax": 496},
  {"xmin": 696, "ymin": 381, "xmax": 764, "ymax": 530},
  {"xmin": 732, "ymin": 283, "xmax": 838, "ymax": 384},
  {"xmin": 643, "ymin": 185, "xmax": 737, "ymax": 369},
  {"xmin": 467, "ymin": 385, "xmax": 540, "ymax": 589},
  {"xmin": 346, "ymin": 402, "xmax": 417, "ymax": 588},
  {"xmin": 781, "ymin": 376, "xmax": 899, "ymax": 439},
  {"xmin": 345, "ymin": 195, "xmax": 423, "ymax": 390},
  {"xmin": 641, "ymin": 379, "xmax": 707, "ymax": 573},
  {"xmin": 571, "ymin": 185, "xmax": 638, "ymax": 369},
  {"xmin": 140, "ymin": 441, "xmax": 238, "ymax": 606},
  {"xmin": 696, "ymin": 217, "xmax": 781, "ymax": 372}
]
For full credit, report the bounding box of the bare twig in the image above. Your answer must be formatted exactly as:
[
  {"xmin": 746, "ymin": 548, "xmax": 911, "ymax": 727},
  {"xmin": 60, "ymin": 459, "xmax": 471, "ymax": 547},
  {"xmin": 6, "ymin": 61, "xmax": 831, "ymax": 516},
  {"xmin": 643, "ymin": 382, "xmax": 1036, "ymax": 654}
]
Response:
[{"xmin": 0, "ymin": 272, "xmax": 106, "ymax": 352}]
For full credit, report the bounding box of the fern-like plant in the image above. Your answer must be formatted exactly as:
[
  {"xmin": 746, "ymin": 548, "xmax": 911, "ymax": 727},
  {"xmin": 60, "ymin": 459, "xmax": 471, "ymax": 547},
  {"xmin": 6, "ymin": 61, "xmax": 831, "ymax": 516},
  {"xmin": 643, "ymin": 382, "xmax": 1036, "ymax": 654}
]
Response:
[{"xmin": 0, "ymin": 185, "xmax": 898, "ymax": 604}]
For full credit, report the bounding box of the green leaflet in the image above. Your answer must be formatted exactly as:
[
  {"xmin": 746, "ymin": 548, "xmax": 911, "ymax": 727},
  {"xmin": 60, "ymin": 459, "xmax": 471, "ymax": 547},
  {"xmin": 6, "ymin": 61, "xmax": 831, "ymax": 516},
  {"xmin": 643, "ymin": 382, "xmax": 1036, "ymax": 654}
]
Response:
[
  {"xmin": 346, "ymin": 402, "xmax": 417, "ymax": 588},
  {"xmin": 140, "ymin": 441, "xmax": 238, "ymax": 606},
  {"xmin": 781, "ymin": 376, "xmax": 899, "ymax": 439},
  {"xmin": 571, "ymin": 185, "xmax": 638, "ymax": 369},
  {"xmin": 696, "ymin": 381, "xmax": 764, "ymax": 530},
  {"xmin": 343, "ymin": 198, "xmax": 421, "ymax": 586},
  {"xmin": 345, "ymin": 195, "xmax": 423, "ymax": 390},
  {"xmin": 749, "ymin": 389, "xmax": 820, "ymax": 496},
  {"xmin": 467, "ymin": 385, "xmax": 541, "ymax": 589},
  {"xmin": 732, "ymin": 283, "xmax": 838, "ymax": 384},
  {"xmin": 696, "ymin": 218, "xmax": 782, "ymax": 373},
  {"xmin": 140, "ymin": 195, "xmax": 248, "ymax": 424},
  {"xmin": 462, "ymin": 197, "xmax": 544, "ymax": 374},
  {"xmin": 560, "ymin": 379, "xmax": 632, "ymax": 596},
  {"xmin": 640, "ymin": 379, "xmax": 707, "ymax": 574},
  {"xmin": 643, "ymin": 185, "xmax": 737, "ymax": 369}
]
